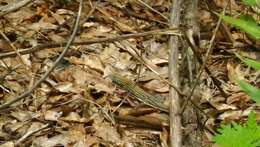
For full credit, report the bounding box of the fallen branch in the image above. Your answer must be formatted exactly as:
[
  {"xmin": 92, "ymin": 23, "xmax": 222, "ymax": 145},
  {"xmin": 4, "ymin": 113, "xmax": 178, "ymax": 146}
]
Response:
[
  {"xmin": 115, "ymin": 115, "xmax": 168, "ymax": 130},
  {"xmin": 0, "ymin": 29, "xmax": 179, "ymax": 59}
]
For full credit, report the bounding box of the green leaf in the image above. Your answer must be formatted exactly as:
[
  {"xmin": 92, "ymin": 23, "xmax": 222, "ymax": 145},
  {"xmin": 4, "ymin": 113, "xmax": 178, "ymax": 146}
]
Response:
[
  {"xmin": 236, "ymin": 79, "xmax": 260, "ymax": 103},
  {"xmin": 240, "ymin": 14, "xmax": 258, "ymax": 24},
  {"xmin": 243, "ymin": 0, "xmax": 257, "ymax": 6},
  {"xmin": 215, "ymin": 13, "xmax": 260, "ymax": 39},
  {"xmin": 236, "ymin": 53, "xmax": 260, "ymax": 70},
  {"xmin": 212, "ymin": 111, "xmax": 260, "ymax": 147},
  {"xmin": 243, "ymin": 0, "xmax": 260, "ymax": 7},
  {"xmin": 247, "ymin": 112, "xmax": 257, "ymax": 129}
]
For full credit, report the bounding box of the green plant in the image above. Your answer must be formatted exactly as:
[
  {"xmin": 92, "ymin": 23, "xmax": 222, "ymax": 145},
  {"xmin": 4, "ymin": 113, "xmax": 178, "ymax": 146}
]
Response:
[
  {"xmin": 236, "ymin": 79, "xmax": 260, "ymax": 103},
  {"xmin": 242, "ymin": 0, "xmax": 260, "ymax": 7},
  {"xmin": 235, "ymin": 53, "xmax": 260, "ymax": 103},
  {"xmin": 214, "ymin": 13, "xmax": 260, "ymax": 39},
  {"xmin": 213, "ymin": 1, "xmax": 260, "ymax": 147},
  {"xmin": 236, "ymin": 53, "xmax": 260, "ymax": 70},
  {"xmin": 215, "ymin": 0, "xmax": 260, "ymax": 104},
  {"xmin": 212, "ymin": 112, "xmax": 260, "ymax": 147}
]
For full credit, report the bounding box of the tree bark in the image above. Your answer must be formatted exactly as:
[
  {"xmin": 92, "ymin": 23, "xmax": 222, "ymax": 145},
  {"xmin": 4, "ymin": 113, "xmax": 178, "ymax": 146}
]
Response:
[{"xmin": 169, "ymin": 0, "xmax": 183, "ymax": 147}]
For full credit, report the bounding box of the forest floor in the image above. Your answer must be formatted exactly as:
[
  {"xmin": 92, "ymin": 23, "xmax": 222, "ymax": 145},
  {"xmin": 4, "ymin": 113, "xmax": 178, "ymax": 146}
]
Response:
[{"xmin": 0, "ymin": 0, "xmax": 259, "ymax": 146}]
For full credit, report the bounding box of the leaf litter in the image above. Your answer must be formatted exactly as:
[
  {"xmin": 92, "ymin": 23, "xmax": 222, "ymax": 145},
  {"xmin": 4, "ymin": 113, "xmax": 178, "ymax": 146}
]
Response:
[{"xmin": 0, "ymin": 0, "xmax": 259, "ymax": 146}]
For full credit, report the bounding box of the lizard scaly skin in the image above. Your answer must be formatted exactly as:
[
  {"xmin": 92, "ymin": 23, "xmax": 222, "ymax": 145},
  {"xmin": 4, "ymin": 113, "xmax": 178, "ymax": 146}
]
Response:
[{"xmin": 108, "ymin": 74, "xmax": 168, "ymax": 112}]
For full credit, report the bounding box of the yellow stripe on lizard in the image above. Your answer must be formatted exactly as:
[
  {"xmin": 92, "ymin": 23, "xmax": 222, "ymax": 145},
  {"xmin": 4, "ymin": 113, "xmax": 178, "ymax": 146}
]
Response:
[{"xmin": 108, "ymin": 74, "xmax": 168, "ymax": 112}]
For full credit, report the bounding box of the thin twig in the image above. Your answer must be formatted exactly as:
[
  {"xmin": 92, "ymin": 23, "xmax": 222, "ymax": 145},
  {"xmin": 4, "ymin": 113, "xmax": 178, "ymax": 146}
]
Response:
[
  {"xmin": 115, "ymin": 114, "xmax": 168, "ymax": 130},
  {"xmin": 0, "ymin": 65, "xmax": 20, "ymax": 93},
  {"xmin": 203, "ymin": 0, "xmax": 234, "ymax": 43},
  {"xmin": 180, "ymin": 34, "xmax": 222, "ymax": 117},
  {"xmin": 180, "ymin": 2, "xmax": 230, "ymax": 114},
  {"xmin": 15, "ymin": 123, "xmax": 49, "ymax": 145},
  {"xmin": 0, "ymin": 28, "xmax": 180, "ymax": 59},
  {"xmin": 0, "ymin": 31, "xmax": 28, "ymax": 68},
  {"xmin": 96, "ymin": 6, "xmax": 135, "ymax": 33},
  {"xmin": 182, "ymin": 32, "xmax": 227, "ymax": 97},
  {"xmin": 122, "ymin": 8, "xmax": 170, "ymax": 26},
  {"xmin": 0, "ymin": 0, "xmax": 34, "ymax": 17},
  {"xmin": 79, "ymin": 97, "xmax": 115, "ymax": 125},
  {"xmin": 115, "ymin": 41, "xmax": 185, "ymax": 96},
  {"xmin": 137, "ymin": 0, "xmax": 168, "ymax": 21},
  {"xmin": 0, "ymin": 64, "xmax": 20, "ymax": 82},
  {"xmin": 168, "ymin": 0, "xmax": 183, "ymax": 147},
  {"xmin": 0, "ymin": 0, "xmax": 83, "ymax": 110}
]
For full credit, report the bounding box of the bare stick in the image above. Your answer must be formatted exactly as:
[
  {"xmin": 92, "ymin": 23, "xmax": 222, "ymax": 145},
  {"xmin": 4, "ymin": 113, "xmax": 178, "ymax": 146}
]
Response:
[
  {"xmin": 0, "ymin": 29, "xmax": 179, "ymax": 59},
  {"xmin": 182, "ymin": 32, "xmax": 227, "ymax": 97},
  {"xmin": 0, "ymin": 31, "xmax": 28, "ymax": 67},
  {"xmin": 0, "ymin": 0, "xmax": 34, "ymax": 17},
  {"xmin": 0, "ymin": 0, "xmax": 83, "ymax": 110},
  {"xmin": 15, "ymin": 124, "xmax": 49, "ymax": 145},
  {"xmin": 115, "ymin": 115, "xmax": 167, "ymax": 130},
  {"xmin": 137, "ymin": 0, "xmax": 168, "ymax": 21},
  {"xmin": 180, "ymin": 2, "xmax": 229, "ymax": 114},
  {"xmin": 168, "ymin": 0, "xmax": 183, "ymax": 147},
  {"xmin": 203, "ymin": 0, "xmax": 234, "ymax": 43}
]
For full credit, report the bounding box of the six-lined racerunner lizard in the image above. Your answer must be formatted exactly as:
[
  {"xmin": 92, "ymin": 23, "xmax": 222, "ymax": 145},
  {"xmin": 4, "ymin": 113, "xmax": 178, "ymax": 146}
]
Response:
[{"xmin": 108, "ymin": 74, "xmax": 169, "ymax": 113}]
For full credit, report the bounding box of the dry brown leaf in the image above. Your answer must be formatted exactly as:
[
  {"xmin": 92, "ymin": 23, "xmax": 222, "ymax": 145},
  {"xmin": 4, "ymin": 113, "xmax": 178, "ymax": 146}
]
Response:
[
  {"xmin": 53, "ymin": 82, "xmax": 74, "ymax": 93},
  {"xmin": 32, "ymin": 135, "xmax": 68, "ymax": 147},
  {"xmin": 226, "ymin": 92, "xmax": 250, "ymax": 105},
  {"xmin": 218, "ymin": 110, "xmax": 243, "ymax": 121},
  {"xmin": 212, "ymin": 102, "xmax": 237, "ymax": 111},
  {"xmin": 214, "ymin": 0, "xmax": 241, "ymax": 10},
  {"xmin": 67, "ymin": 55, "xmax": 104, "ymax": 72},
  {"xmin": 143, "ymin": 40, "xmax": 168, "ymax": 59},
  {"xmin": 199, "ymin": 10, "xmax": 212, "ymax": 24},
  {"xmin": 54, "ymin": 66, "xmax": 113, "ymax": 94},
  {"xmin": 4, "ymin": 121, "xmax": 30, "ymax": 137},
  {"xmin": 4, "ymin": 80, "xmax": 24, "ymax": 93},
  {"xmin": 160, "ymin": 127, "xmax": 168, "ymax": 147},
  {"xmin": 50, "ymin": 10, "xmax": 65, "ymax": 25},
  {"xmin": 82, "ymin": 22, "xmax": 97, "ymax": 27},
  {"xmin": 30, "ymin": 22, "xmax": 58, "ymax": 31},
  {"xmin": 85, "ymin": 135, "xmax": 100, "ymax": 146},
  {"xmin": 60, "ymin": 112, "xmax": 88, "ymax": 123},
  {"xmin": 26, "ymin": 122, "xmax": 46, "ymax": 134},
  {"xmin": 150, "ymin": 58, "xmax": 168, "ymax": 65},
  {"xmin": 94, "ymin": 122, "xmax": 121, "ymax": 143},
  {"xmin": 239, "ymin": 50, "xmax": 260, "ymax": 61},
  {"xmin": 56, "ymin": 9, "xmax": 74, "ymax": 15},
  {"xmin": 97, "ymin": 7, "xmax": 136, "ymax": 33},
  {"xmin": 5, "ymin": 8, "xmax": 35, "ymax": 23},
  {"xmin": 227, "ymin": 61, "xmax": 236, "ymax": 83},
  {"xmin": 101, "ymin": 43, "xmax": 137, "ymax": 71},
  {"xmin": 48, "ymin": 32, "xmax": 66, "ymax": 42},
  {"xmin": 0, "ymin": 141, "xmax": 14, "ymax": 147},
  {"xmin": 34, "ymin": 48, "xmax": 57, "ymax": 59},
  {"xmin": 143, "ymin": 79, "xmax": 169, "ymax": 93},
  {"xmin": 10, "ymin": 111, "xmax": 32, "ymax": 122},
  {"xmin": 1, "ymin": 0, "xmax": 253, "ymax": 145},
  {"xmin": 34, "ymin": 125, "xmax": 87, "ymax": 146},
  {"xmin": 80, "ymin": 25, "xmax": 113, "ymax": 39},
  {"xmin": 44, "ymin": 110, "xmax": 62, "ymax": 121},
  {"xmin": 209, "ymin": 96, "xmax": 237, "ymax": 110},
  {"xmin": 90, "ymin": 82, "xmax": 113, "ymax": 94},
  {"xmin": 0, "ymin": 39, "xmax": 12, "ymax": 52}
]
